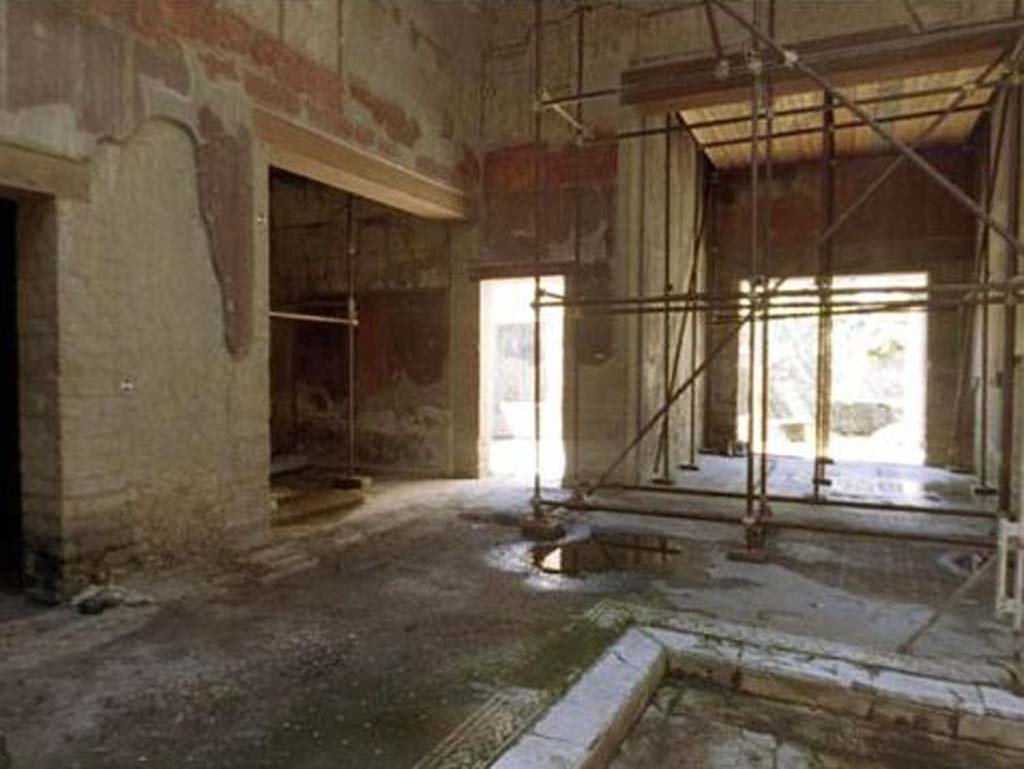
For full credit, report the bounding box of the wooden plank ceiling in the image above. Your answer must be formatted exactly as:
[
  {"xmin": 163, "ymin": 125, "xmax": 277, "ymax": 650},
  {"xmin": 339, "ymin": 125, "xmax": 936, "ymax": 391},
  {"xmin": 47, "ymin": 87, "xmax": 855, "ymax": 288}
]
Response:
[
  {"xmin": 621, "ymin": 22, "xmax": 1018, "ymax": 169},
  {"xmin": 686, "ymin": 65, "xmax": 999, "ymax": 168}
]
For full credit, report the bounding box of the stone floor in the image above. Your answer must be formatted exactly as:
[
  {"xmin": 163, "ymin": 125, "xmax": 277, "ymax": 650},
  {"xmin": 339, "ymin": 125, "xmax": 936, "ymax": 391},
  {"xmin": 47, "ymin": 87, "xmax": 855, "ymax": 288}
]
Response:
[{"xmin": 0, "ymin": 476, "xmax": 1015, "ymax": 768}]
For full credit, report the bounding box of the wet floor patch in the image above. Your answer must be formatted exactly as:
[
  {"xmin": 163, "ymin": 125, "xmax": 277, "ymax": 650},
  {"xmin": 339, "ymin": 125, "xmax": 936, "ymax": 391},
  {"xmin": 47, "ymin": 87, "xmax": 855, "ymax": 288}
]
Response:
[
  {"xmin": 531, "ymin": 535, "xmax": 682, "ymax": 577},
  {"xmin": 485, "ymin": 531, "xmax": 705, "ymax": 595}
]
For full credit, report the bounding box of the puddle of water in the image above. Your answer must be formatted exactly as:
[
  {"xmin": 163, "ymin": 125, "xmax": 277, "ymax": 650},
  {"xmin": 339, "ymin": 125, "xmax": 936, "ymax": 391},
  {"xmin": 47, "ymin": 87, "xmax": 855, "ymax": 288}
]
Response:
[
  {"xmin": 530, "ymin": 535, "xmax": 682, "ymax": 577},
  {"xmin": 485, "ymin": 532, "xmax": 704, "ymax": 595}
]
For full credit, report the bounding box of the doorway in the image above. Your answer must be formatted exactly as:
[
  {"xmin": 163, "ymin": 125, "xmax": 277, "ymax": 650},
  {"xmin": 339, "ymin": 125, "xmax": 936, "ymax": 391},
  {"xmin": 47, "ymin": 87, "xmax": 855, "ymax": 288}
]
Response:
[
  {"xmin": 480, "ymin": 276, "xmax": 565, "ymax": 480},
  {"xmin": 0, "ymin": 198, "xmax": 22, "ymax": 588},
  {"xmin": 737, "ymin": 272, "xmax": 928, "ymax": 465}
]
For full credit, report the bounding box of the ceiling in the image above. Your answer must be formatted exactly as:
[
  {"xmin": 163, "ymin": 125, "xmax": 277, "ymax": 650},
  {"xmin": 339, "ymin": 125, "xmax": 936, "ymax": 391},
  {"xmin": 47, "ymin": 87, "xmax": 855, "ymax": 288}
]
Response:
[
  {"xmin": 683, "ymin": 63, "xmax": 1001, "ymax": 168},
  {"xmin": 620, "ymin": 20, "xmax": 1020, "ymax": 169}
]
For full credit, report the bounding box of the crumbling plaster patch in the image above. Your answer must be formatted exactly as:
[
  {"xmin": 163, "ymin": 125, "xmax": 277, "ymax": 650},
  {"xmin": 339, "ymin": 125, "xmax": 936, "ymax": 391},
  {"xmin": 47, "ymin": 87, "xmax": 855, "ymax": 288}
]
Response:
[{"xmin": 3, "ymin": 0, "xmax": 258, "ymax": 357}]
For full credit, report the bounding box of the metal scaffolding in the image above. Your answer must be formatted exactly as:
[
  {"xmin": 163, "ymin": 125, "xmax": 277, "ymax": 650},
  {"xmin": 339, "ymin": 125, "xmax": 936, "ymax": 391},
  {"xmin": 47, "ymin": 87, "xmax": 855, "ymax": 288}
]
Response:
[{"xmin": 524, "ymin": 0, "xmax": 1024, "ymax": 589}]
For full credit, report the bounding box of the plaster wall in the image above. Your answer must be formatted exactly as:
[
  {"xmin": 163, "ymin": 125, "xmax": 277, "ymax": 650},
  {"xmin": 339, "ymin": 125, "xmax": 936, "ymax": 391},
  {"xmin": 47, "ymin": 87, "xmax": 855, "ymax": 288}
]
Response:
[{"xmin": 0, "ymin": 0, "xmax": 483, "ymax": 592}]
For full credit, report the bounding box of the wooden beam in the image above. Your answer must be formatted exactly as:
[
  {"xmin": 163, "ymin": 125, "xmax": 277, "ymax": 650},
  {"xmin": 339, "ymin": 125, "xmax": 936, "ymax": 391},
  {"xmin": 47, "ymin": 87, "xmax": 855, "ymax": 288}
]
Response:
[
  {"xmin": 0, "ymin": 143, "xmax": 89, "ymax": 200},
  {"xmin": 622, "ymin": 19, "xmax": 1023, "ymax": 113},
  {"xmin": 253, "ymin": 109, "xmax": 471, "ymax": 220}
]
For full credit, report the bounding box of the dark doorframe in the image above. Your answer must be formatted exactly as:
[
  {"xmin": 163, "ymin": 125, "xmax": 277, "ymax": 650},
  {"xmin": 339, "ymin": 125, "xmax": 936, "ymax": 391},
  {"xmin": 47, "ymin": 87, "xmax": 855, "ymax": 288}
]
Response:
[{"xmin": 0, "ymin": 198, "xmax": 21, "ymax": 588}]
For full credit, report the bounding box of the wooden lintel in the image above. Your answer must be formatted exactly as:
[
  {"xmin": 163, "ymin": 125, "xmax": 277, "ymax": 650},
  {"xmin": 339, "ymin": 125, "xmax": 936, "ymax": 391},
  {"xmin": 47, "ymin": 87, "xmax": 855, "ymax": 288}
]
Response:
[
  {"xmin": 622, "ymin": 21, "xmax": 1023, "ymax": 113},
  {"xmin": 0, "ymin": 143, "xmax": 90, "ymax": 200},
  {"xmin": 253, "ymin": 109, "xmax": 472, "ymax": 221}
]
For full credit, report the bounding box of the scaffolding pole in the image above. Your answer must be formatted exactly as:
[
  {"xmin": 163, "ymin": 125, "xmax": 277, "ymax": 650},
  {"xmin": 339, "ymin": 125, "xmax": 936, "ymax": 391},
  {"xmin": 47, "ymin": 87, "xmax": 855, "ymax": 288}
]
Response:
[
  {"xmin": 686, "ymin": 159, "xmax": 705, "ymax": 472},
  {"xmin": 537, "ymin": 496, "xmax": 995, "ymax": 550},
  {"xmin": 999, "ymin": 80, "xmax": 1022, "ymax": 516},
  {"xmin": 979, "ymin": 103, "xmax": 999, "ymax": 494},
  {"xmin": 654, "ymin": 114, "xmax": 674, "ymax": 484},
  {"xmin": 544, "ymin": 289, "xmax": 1024, "ymax": 319},
  {"xmin": 571, "ymin": 1, "xmax": 585, "ymax": 486},
  {"xmin": 814, "ymin": 91, "xmax": 835, "ymax": 496},
  {"xmin": 744, "ymin": 44, "xmax": 761, "ymax": 534},
  {"xmin": 759, "ymin": 0, "xmax": 776, "ymax": 519},
  {"xmin": 617, "ymin": 482, "xmax": 994, "ymax": 520},
  {"xmin": 539, "ymin": 279, "xmax": 1024, "ymax": 310},
  {"xmin": 530, "ymin": 0, "xmax": 544, "ymax": 519},
  {"xmin": 346, "ymin": 194, "xmax": 357, "ymax": 478},
  {"xmin": 525, "ymin": 3, "xmax": 1024, "ymax": 552},
  {"xmin": 269, "ymin": 310, "xmax": 358, "ymax": 327}
]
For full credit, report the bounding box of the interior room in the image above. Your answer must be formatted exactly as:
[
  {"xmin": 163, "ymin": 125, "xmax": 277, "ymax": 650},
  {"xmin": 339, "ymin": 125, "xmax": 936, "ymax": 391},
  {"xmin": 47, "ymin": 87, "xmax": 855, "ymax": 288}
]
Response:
[{"xmin": 4, "ymin": 2, "xmax": 1024, "ymax": 768}]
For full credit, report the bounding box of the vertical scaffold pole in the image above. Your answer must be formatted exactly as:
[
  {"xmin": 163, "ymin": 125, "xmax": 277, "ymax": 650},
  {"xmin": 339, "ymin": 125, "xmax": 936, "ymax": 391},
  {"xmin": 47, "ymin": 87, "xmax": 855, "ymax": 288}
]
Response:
[
  {"xmin": 814, "ymin": 92, "xmax": 835, "ymax": 499},
  {"xmin": 346, "ymin": 194, "xmax": 357, "ymax": 478},
  {"xmin": 655, "ymin": 114, "xmax": 674, "ymax": 483},
  {"xmin": 999, "ymin": 80, "xmax": 1021, "ymax": 516},
  {"xmin": 531, "ymin": 0, "xmax": 544, "ymax": 516},
  {"xmin": 744, "ymin": 19, "xmax": 762, "ymax": 536},
  {"xmin": 758, "ymin": 0, "xmax": 775, "ymax": 515},
  {"xmin": 571, "ymin": 2, "xmax": 585, "ymax": 488}
]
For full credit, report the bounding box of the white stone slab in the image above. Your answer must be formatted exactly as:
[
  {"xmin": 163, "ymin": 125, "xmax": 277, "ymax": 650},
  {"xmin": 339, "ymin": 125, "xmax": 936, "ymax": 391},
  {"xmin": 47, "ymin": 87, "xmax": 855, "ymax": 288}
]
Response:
[
  {"xmin": 979, "ymin": 684, "xmax": 1024, "ymax": 721},
  {"xmin": 640, "ymin": 627, "xmax": 742, "ymax": 662},
  {"xmin": 493, "ymin": 628, "xmax": 665, "ymax": 769},
  {"xmin": 490, "ymin": 733, "xmax": 582, "ymax": 769},
  {"xmin": 740, "ymin": 646, "xmax": 872, "ymax": 691},
  {"xmin": 871, "ymin": 670, "xmax": 984, "ymax": 716}
]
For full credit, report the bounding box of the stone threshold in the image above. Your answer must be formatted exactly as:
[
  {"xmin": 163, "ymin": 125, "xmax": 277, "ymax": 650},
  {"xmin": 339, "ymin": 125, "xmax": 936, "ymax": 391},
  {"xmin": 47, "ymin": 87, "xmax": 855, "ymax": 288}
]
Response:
[
  {"xmin": 584, "ymin": 600, "xmax": 1013, "ymax": 686},
  {"xmin": 491, "ymin": 613, "xmax": 1024, "ymax": 767},
  {"xmin": 491, "ymin": 628, "xmax": 666, "ymax": 769}
]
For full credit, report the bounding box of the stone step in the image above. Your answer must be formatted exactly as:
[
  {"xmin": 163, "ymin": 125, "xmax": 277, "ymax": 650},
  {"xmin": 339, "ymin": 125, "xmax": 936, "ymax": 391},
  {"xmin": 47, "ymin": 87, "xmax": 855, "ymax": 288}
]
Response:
[
  {"xmin": 326, "ymin": 474, "xmax": 371, "ymax": 490},
  {"xmin": 272, "ymin": 488, "xmax": 364, "ymax": 525},
  {"xmin": 270, "ymin": 486, "xmax": 308, "ymax": 504}
]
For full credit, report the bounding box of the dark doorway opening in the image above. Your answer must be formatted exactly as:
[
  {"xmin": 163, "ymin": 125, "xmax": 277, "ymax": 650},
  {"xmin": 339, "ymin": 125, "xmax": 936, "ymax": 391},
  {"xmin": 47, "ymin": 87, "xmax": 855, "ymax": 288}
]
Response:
[
  {"xmin": 0, "ymin": 198, "xmax": 22, "ymax": 589},
  {"xmin": 268, "ymin": 168, "xmax": 356, "ymax": 468}
]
